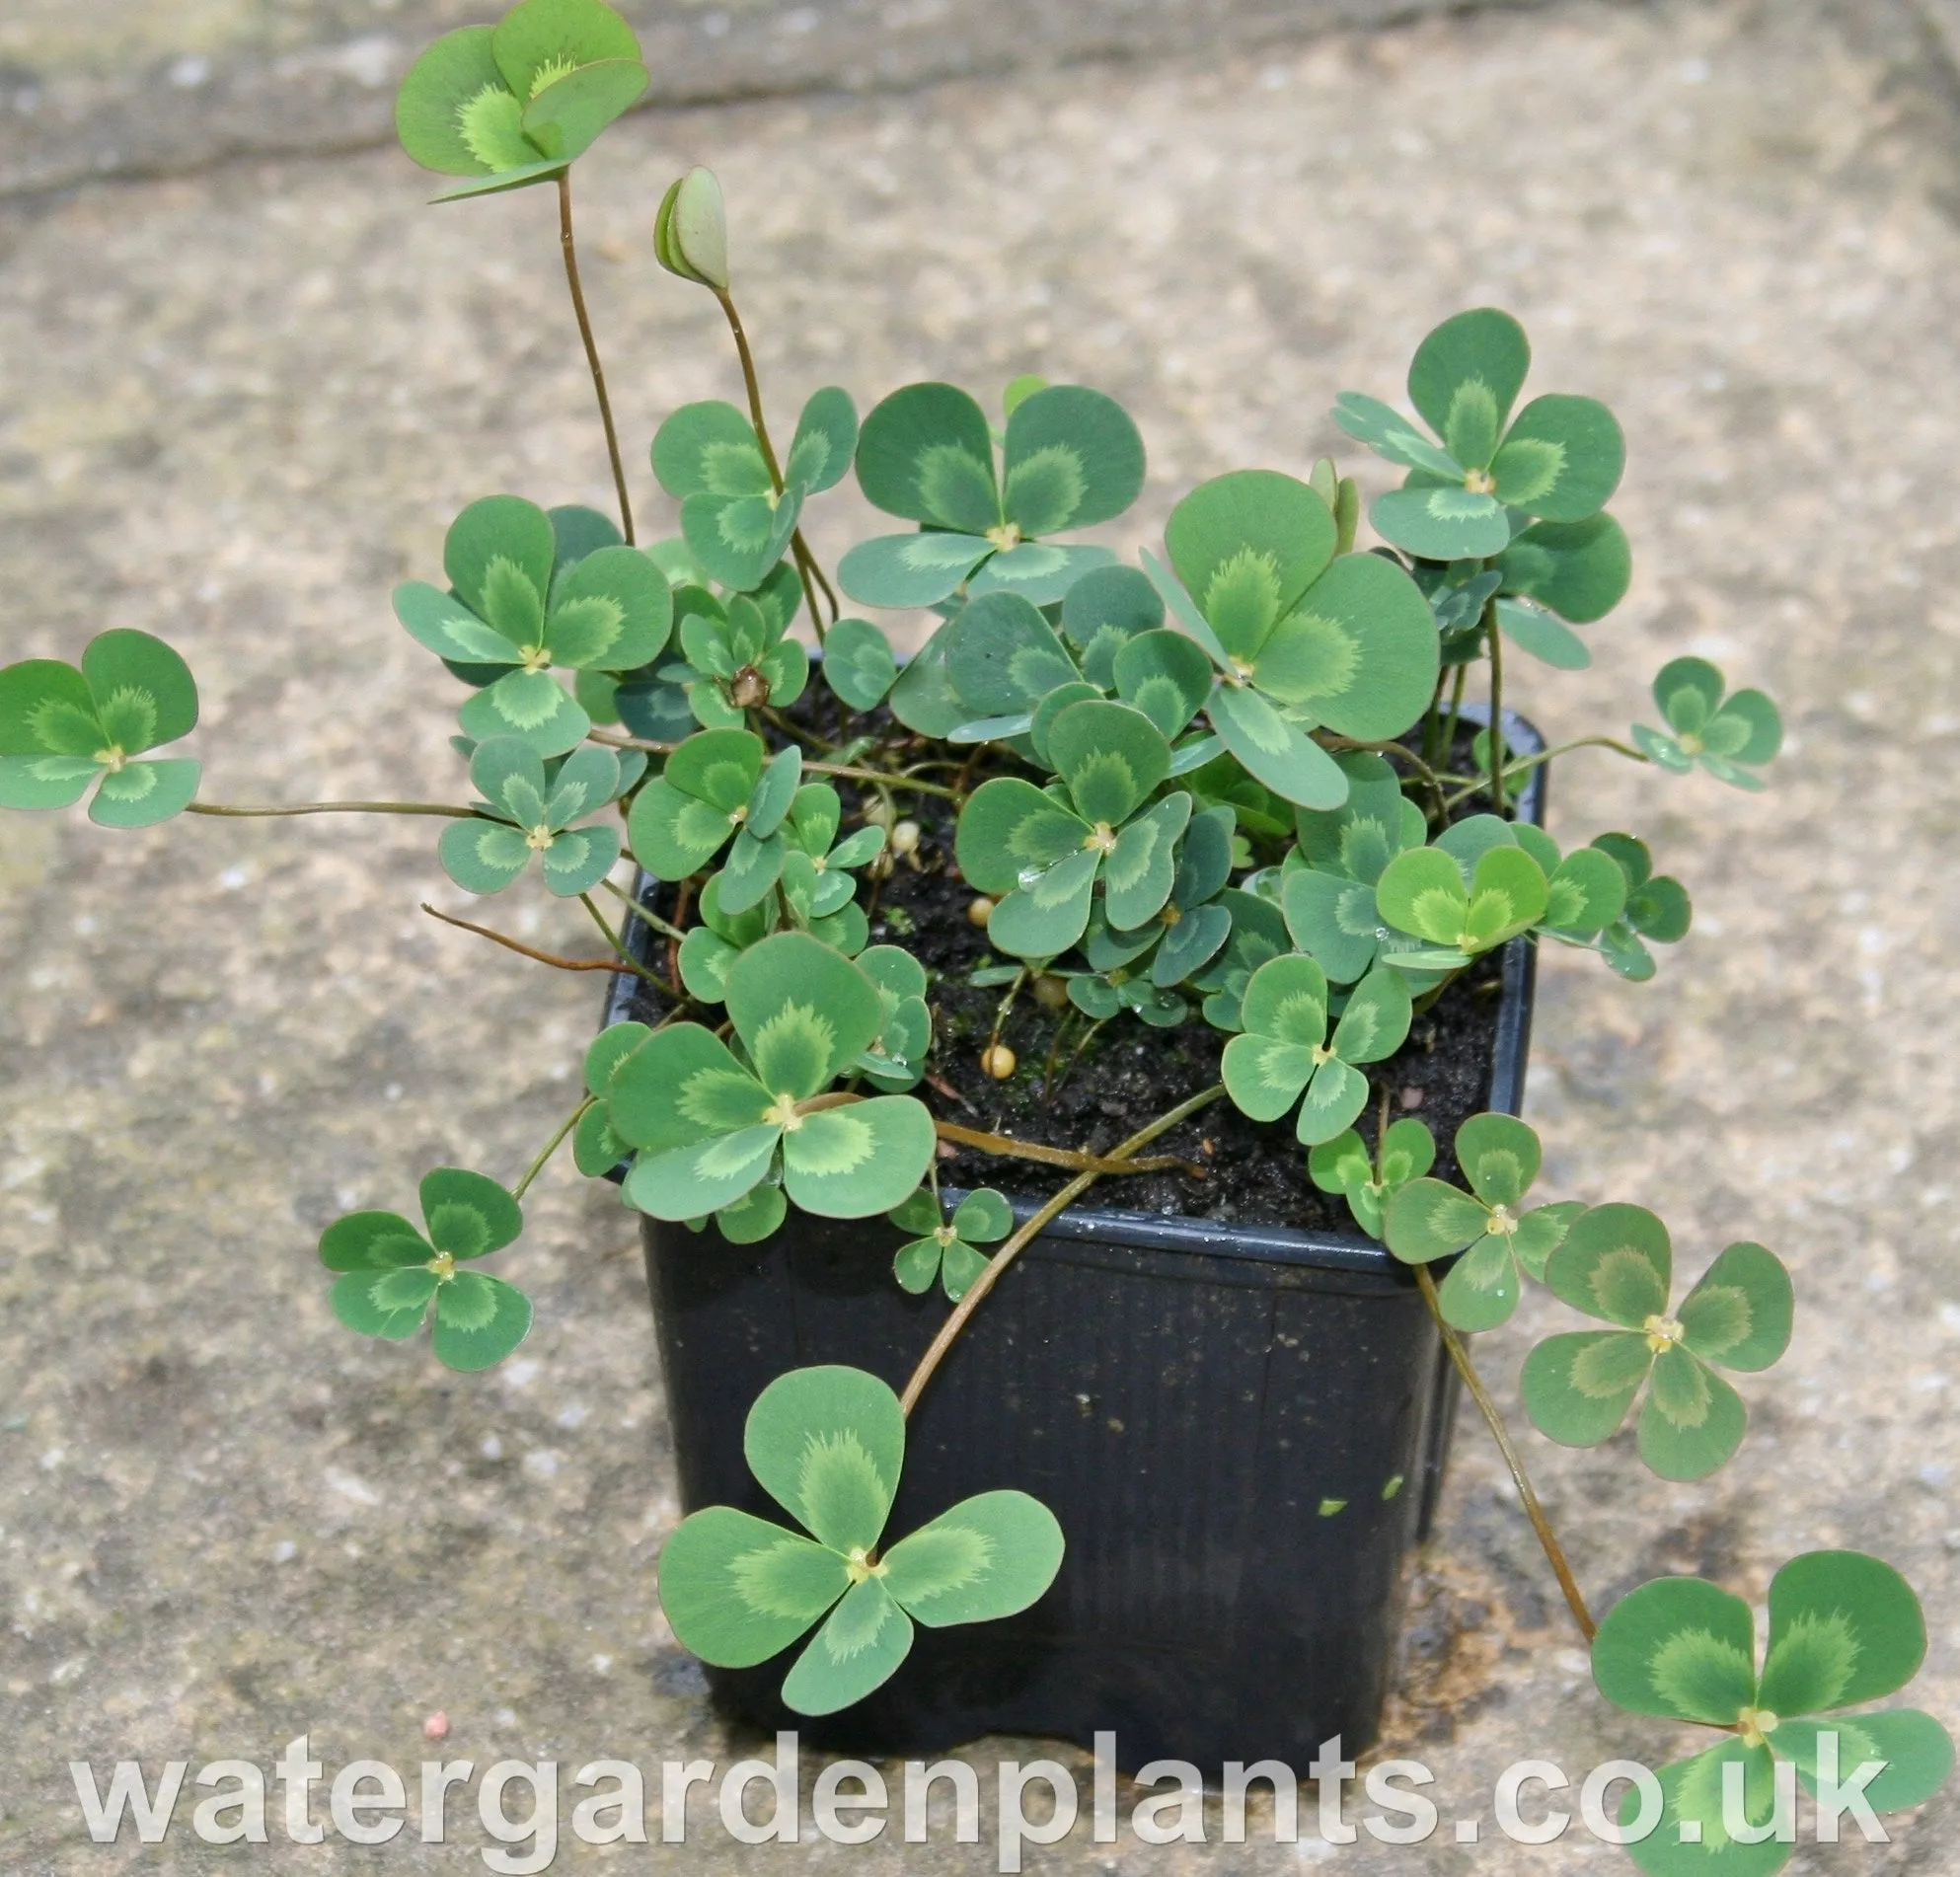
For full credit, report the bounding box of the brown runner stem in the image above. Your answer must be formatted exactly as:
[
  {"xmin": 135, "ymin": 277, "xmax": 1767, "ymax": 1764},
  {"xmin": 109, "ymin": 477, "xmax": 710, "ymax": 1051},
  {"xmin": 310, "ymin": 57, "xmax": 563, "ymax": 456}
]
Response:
[
  {"xmin": 1414, "ymin": 1264, "xmax": 1596, "ymax": 1643},
  {"xmin": 933, "ymin": 1120, "xmax": 1201, "ymax": 1179},
  {"xmin": 187, "ymin": 800, "xmax": 477, "ymax": 819},
  {"xmin": 420, "ymin": 901, "xmax": 662, "ymax": 984},
  {"xmin": 899, "ymin": 1084, "xmax": 1225, "ymax": 1416},
  {"xmin": 558, "ymin": 173, "xmax": 634, "ymax": 544}
]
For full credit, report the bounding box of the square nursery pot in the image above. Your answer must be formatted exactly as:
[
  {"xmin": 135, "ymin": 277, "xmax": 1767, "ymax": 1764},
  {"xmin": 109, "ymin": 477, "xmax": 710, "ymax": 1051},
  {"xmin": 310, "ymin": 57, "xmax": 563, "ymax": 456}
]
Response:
[{"xmin": 605, "ymin": 711, "xmax": 1545, "ymax": 1769}]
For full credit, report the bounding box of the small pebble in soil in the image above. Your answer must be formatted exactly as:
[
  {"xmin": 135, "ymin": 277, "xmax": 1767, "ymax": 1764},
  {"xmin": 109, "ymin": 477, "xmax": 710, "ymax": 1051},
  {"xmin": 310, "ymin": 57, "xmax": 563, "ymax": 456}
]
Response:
[{"xmin": 981, "ymin": 1044, "xmax": 1017, "ymax": 1079}]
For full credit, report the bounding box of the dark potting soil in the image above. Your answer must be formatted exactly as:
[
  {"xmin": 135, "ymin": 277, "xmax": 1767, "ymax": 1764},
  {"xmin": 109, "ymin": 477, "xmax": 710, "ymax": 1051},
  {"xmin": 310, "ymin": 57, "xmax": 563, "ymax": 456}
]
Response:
[{"xmin": 620, "ymin": 700, "xmax": 1518, "ymax": 1237}]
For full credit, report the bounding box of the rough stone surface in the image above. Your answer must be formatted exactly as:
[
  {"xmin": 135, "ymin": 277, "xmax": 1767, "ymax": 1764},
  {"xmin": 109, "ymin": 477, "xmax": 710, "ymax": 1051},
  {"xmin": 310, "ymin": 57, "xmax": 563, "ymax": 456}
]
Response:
[
  {"xmin": 4, "ymin": 0, "xmax": 1960, "ymax": 1867},
  {"xmin": 0, "ymin": 0, "xmax": 1560, "ymax": 200}
]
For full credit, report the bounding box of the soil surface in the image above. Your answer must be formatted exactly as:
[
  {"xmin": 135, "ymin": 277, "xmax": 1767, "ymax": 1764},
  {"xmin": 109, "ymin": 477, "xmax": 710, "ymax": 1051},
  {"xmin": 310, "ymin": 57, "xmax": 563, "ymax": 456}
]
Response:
[{"xmin": 623, "ymin": 708, "xmax": 1517, "ymax": 1234}]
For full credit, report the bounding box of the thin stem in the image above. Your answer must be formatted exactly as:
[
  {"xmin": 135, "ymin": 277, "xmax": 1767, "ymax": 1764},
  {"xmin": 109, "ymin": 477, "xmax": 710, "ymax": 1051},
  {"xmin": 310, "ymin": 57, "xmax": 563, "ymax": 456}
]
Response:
[
  {"xmin": 600, "ymin": 876, "xmax": 688, "ymax": 943},
  {"xmin": 558, "ymin": 173, "xmax": 634, "ymax": 544},
  {"xmin": 514, "ymin": 1095, "xmax": 594, "ymax": 1202},
  {"xmin": 1439, "ymin": 737, "xmax": 1655, "ymax": 814},
  {"xmin": 1414, "ymin": 1264, "xmax": 1596, "ymax": 1643},
  {"xmin": 1486, "ymin": 603, "xmax": 1507, "ymax": 816},
  {"xmin": 420, "ymin": 901, "xmax": 663, "ymax": 984},
  {"xmin": 932, "ymin": 1120, "xmax": 1200, "ymax": 1179},
  {"xmin": 1321, "ymin": 734, "xmax": 1447, "ymax": 823},
  {"xmin": 713, "ymin": 286, "xmax": 829, "ymax": 641},
  {"xmin": 899, "ymin": 1085, "xmax": 1225, "ymax": 1416},
  {"xmin": 586, "ymin": 728, "xmax": 962, "ymax": 799},
  {"xmin": 1441, "ymin": 661, "xmax": 1469, "ymax": 780},
  {"xmin": 187, "ymin": 801, "xmax": 479, "ymax": 820},
  {"xmin": 577, "ymin": 891, "xmax": 636, "ymax": 968}
]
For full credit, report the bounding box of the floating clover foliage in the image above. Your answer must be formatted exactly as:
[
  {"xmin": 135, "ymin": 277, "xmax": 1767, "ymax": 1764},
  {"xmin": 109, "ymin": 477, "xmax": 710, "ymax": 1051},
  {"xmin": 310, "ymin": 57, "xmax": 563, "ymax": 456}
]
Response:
[
  {"xmin": 395, "ymin": 0, "xmax": 648, "ymax": 201},
  {"xmin": 609, "ymin": 932, "xmax": 937, "ymax": 1227},
  {"xmin": 1591, "ymin": 1553, "xmax": 1952, "ymax": 1874},
  {"xmin": 1333, "ymin": 307, "xmax": 1624, "ymax": 561},
  {"xmin": 1310, "ymin": 1117, "xmax": 1436, "ymax": 1239},
  {"xmin": 395, "ymin": 495, "xmax": 671, "ymax": 754},
  {"xmin": 841, "ymin": 381, "xmax": 1146, "ymax": 608},
  {"xmin": 0, "ymin": 630, "xmax": 200, "ymax": 827},
  {"xmin": 1523, "ymin": 1207, "xmax": 1792, "ymax": 1480},
  {"xmin": 1220, "ymin": 955, "xmax": 1413, "ymax": 1145},
  {"xmin": 652, "ymin": 390, "xmax": 857, "ymax": 593},
  {"xmin": 1591, "ymin": 833, "xmax": 1692, "ymax": 981},
  {"xmin": 1635, "ymin": 658, "xmax": 1783, "ymax": 791},
  {"xmin": 320, "ymin": 1169, "xmax": 532, "ymax": 1371},
  {"xmin": 439, "ymin": 737, "xmax": 623, "ymax": 896},
  {"xmin": 658, "ymin": 1367, "xmax": 1065, "ymax": 1713},
  {"xmin": 955, "ymin": 699, "xmax": 1187, "ymax": 959},
  {"xmin": 1384, "ymin": 1113, "xmax": 1585, "ymax": 1329},
  {"xmin": 1143, "ymin": 470, "xmax": 1440, "ymax": 809},
  {"xmin": 888, "ymin": 1187, "xmax": 1013, "ymax": 1301}
]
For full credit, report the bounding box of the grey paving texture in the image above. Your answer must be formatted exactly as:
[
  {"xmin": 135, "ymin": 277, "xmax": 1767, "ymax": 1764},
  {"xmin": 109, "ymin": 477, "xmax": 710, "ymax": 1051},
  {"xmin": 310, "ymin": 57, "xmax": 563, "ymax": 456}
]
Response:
[
  {"xmin": 0, "ymin": 0, "xmax": 1558, "ymax": 200},
  {"xmin": 5, "ymin": 0, "xmax": 1960, "ymax": 1867}
]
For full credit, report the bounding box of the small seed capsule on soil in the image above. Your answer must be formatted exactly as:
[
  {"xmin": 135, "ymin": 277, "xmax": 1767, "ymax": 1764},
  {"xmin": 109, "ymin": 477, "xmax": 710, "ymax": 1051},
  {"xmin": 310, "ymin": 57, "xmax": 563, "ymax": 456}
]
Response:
[
  {"xmin": 889, "ymin": 818, "xmax": 922, "ymax": 858},
  {"xmin": 1031, "ymin": 972, "xmax": 1070, "ymax": 1012},
  {"xmin": 981, "ymin": 1043, "xmax": 1017, "ymax": 1080},
  {"xmin": 966, "ymin": 895, "xmax": 995, "ymax": 929}
]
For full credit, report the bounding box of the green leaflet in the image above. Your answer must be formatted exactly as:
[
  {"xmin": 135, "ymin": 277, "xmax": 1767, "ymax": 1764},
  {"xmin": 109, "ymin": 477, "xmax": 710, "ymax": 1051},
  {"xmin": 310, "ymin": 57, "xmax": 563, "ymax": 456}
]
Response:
[
  {"xmin": 1407, "ymin": 308, "xmax": 1531, "ymax": 466},
  {"xmin": 659, "ymin": 1365, "xmax": 1065, "ymax": 1715},
  {"xmin": 1637, "ymin": 657, "xmax": 1783, "ymax": 789},
  {"xmin": 1500, "ymin": 513, "xmax": 1631, "ymax": 624},
  {"xmin": 1064, "ymin": 564, "xmax": 1165, "ymax": 686},
  {"xmin": 319, "ymin": 1168, "xmax": 530, "ymax": 1371},
  {"xmin": 846, "ymin": 381, "xmax": 1142, "ymax": 608},
  {"xmin": 1308, "ymin": 1117, "xmax": 1435, "ymax": 1240},
  {"xmin": 0, "ymin": 631, "xmax": 202, "ymax": 827},
  {"xmin": 626, "ymin": 726, "xmax": 762, "ymax": 878},
  {"xmin": 440, "ymin": 736, "xmax": 622, "ymax": 897},
  {"xmin": 821, "ymin": 617, "xmax": 898, "ymax": 710},
  {"xmin": 783, "ymin": 1099, "xmax": 939, "ymax": 1217},
  {"xmin": 395, "ymin": 0, "xmax": 646, "ymax": 193},
  {"xmin": 888, "ymin": 1185, "xmax": 1011, "ymax": 1301},
  {"xmin": 1590, "ymin": 1554, "xmax": 1952, "ymax": 1868},
  {"xmin": 654, "ymin": 167, "xmax": 728, "ymax": 290}
]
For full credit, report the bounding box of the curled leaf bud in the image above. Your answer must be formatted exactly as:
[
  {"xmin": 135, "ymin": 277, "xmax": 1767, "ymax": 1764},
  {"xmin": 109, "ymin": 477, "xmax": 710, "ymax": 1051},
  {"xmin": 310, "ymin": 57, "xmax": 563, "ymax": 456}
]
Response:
[
  {"xmin": 981, "ymin": 1043, "xmax": 1017, "ymax": 1080},
  {"xmin": 654, "ymin": 166, "xmax": 729, "ymax": 292}
]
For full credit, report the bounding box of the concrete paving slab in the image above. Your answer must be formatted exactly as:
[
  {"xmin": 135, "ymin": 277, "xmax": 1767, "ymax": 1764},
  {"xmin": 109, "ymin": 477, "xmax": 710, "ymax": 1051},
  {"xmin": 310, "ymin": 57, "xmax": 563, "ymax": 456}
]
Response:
[{"xmin": 4, "ymin": 0, "xmax": 1960, "ymax": 1867}]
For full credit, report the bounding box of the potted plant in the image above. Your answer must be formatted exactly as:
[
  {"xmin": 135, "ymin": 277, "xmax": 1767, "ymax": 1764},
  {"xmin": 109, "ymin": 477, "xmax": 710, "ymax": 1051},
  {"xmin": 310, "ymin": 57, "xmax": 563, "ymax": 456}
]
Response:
[{"xmin": 2, "ymin": 0, "xmax": 1949, "ymax": 1861}]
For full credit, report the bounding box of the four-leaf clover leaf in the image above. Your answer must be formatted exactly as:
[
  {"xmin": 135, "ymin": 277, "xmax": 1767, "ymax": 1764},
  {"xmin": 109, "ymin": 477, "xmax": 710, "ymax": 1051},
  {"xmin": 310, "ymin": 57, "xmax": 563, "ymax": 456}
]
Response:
[
  {"xmin": 954, "ymin": 699, "xmax": 1187, "ymax": 958},
  {"xmin": 842, "ymin": 382, "xmax": 1145, "ymax": 608},
  {"xmin": 1590, "ymin": 832, "xmax": 1693, "ymax": 982},
  {"xmin": 1143, "ymin": 470, "xmax": 1439, "ymax": 810},
  {"xmin": 1333, "ymin": 306, "xmax": 1624, "ymax": 561},
  {"xmin": 320, "ymin": 1168, "xmax": 533, "ymax": 1371},
  {"xmin": 1634, "ymin": 657, "xmax": 1783, "ymax": 790},
  {"xmin": 609, "ymin": 931, "xmax": 937, "ymax": 1223},
  {"xmin": 394, "ymin": 495, "xmax": 671, "ymax": 754},
  {"xmin": 0, "ymin": 630, "xmax": 200, "ymax": 827},
  {"xmin": 658, "ymin": 1366, "xmax": 1065, "ymax": 1714},
  {"xmin": 1220, "ymin": 955, "xmax": 1413, "ymax": 1146},
  {"xmin": 627, "ymin": 728, "xmax": 801, "ymax": 911},
  {"xmin": 1384, "ymin": 1112, "xmax": 1585, "ymax": 1329},
  {"xmin": 395, "ymin": 0, "xmax": 648, "ymax": 202},
  {"xmin": 1309, "ymin": 1116, "xmax": 1436, "ymax": 1240},
  {"xmin": 1591, "ymin": 1552, "xmax": 1952, "ymax": 1874},
  {"xmin": 1522, "ymin": 1205, "xmax": 1792, "ymax": 1480},
  {"xmin": 652, "ymin": 389, "xmax": 857, "ymax": 594},
  {"xmin": 1282, "ymin": 751, "xmax": 1433, "ymax": 984},
  {"xmin": 439, "ymin": 737, "xmax": 623, "ymax": 896},
  {"xmin": 887, "ymin": 1186, "xmax": 1013, "ymax": 1300}
]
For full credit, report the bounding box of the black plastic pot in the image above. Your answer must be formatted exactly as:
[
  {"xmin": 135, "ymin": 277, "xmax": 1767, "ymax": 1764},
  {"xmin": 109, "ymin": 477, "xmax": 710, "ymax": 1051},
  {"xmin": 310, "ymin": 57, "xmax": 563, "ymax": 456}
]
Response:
[{"xmin": 606, "ymin": 713, "xmax": 1544, "ymax": 1768}]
